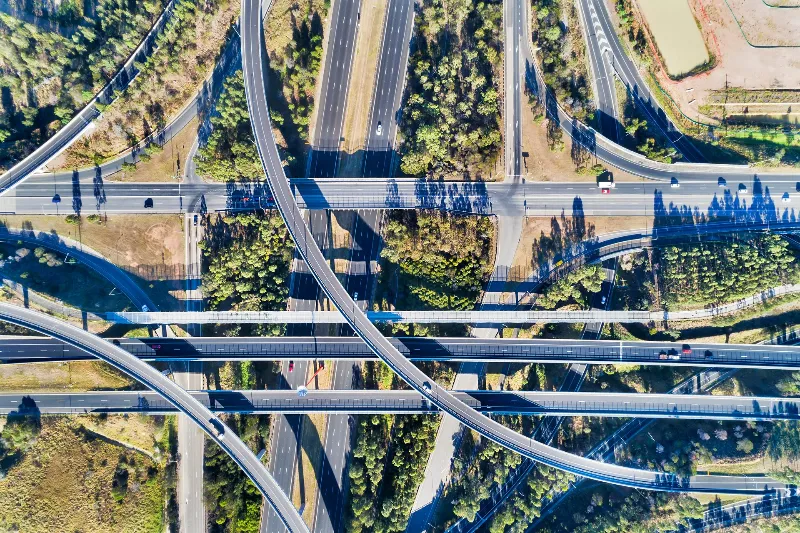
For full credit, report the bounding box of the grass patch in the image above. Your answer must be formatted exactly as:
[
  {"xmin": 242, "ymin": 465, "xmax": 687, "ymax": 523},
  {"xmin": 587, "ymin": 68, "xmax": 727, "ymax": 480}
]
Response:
[
  {"xmin": 0, "ymin": 417, "xmax": 164, "ymax": 533},
  {"xmin": 79, "ymin": 414, "xmax": 170, "ymax": 455},
  {"xmin": 0, "ymin": 361, "xmax": 135, "ymax": 392},
  {"xmin": 0, "ymin": 242, "xmax": 132, "ymax": 312},
  {"xmin": 109, "ymin": 117, "xmax": 199, "ymax": 182},
  {"xmin": 292, "ymin": 413, "xmax": 327, "ymax": 526}
]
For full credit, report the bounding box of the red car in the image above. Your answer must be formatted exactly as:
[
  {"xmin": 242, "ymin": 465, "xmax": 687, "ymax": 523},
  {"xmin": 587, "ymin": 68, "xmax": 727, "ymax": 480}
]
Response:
[
  {"xmin": 682, "ymin": 344, "xmax": 692, "ymax": 355},
  {"xmin": 288, "ymin": 361, "xmax": 295, "ymax": 372},
  {"xmin": 601, "ymin": 188, "xmax": 610, "ymax": 195}
]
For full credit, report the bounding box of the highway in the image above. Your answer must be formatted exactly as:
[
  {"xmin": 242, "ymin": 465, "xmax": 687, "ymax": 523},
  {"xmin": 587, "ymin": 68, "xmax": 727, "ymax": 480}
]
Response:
[
  {"xmin": 664, "ymin": 492, "xmax": 800, "ymax": 533},
  {"xmin": 309, "ymin": 210, "xmax": 383, "ymax": 533},
  {"xmin": 9, "ymin": 174, "xmax": 800, "ymax": 218},
  {"xmin": 576, "ymin": 0, "xmax": 619, "ymax": 141},
  {"xmin": 0, "ymin": 0, "xmax": 178, "ymax": 193},
  {"xmin": 360, "ymin": 0, "xmax": 414, "ymax": 177},
  {"xmin": 261, "ymin": 210, "xmax": 327, "ymax": 533},
  {"xmin": 306, "ymin": 0, "xmax": 361, "ymax": 178},
  {"xmin": 0, "ymin": 302, "xmax": 309, "ymax": 533},
  {"xmin": 9, "ymin": 389, "xmax": 800, "ymax": 423},
  {"xmin": 504, "ymin": 0, "xmax": 525, "ymax": 178},
  {"xmin": 242, "ymin": 0, "xmax": 794, "ymax": 495},
  {"xmin": 14, "ymin": 336, "xmax": 800, "ymax": 370}
]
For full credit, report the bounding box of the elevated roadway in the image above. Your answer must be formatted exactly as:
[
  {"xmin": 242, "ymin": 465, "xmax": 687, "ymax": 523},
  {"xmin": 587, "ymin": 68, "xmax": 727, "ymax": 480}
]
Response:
[
  {"xmin": 9, "ymin": 175, "xmax": 800, "ymax": 217},
  {"xmin": 10, "ymin": 336, "xmax": 800, "ymax": 370},
  {"xmin": 242, "ymin": 0, "xmax": 791, "ymax": 496},
  {"xmin": 106, "ymin": 283, "xmax": 800, "ymax": 324},
  {"xmin": 0, "ymin": 303, "xmax": 308, "ymax": 533},
  {"xmin": 8, "ymin": 389, "xmax": 800, "ymax": 423}
]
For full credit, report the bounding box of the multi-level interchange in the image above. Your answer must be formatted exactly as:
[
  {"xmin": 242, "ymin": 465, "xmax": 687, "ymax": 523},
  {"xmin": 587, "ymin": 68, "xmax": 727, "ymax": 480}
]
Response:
[{"xmin": 1, "ymin": 0, "xmax": 800, "ymax": 531}]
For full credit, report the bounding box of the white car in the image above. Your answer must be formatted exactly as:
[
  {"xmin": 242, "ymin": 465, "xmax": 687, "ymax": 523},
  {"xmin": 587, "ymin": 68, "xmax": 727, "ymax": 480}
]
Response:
[
  {"xmin": 670, "ymin": 178, "xmax": 680, "ymax": 188},
  {"xmin": 376, "ymin": 122, "xmax": 382, "ymax": 135}
]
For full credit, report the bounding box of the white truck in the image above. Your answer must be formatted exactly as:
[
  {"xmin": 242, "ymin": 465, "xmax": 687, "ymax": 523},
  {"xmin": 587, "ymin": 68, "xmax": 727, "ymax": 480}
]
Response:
[{"xmin": 597, "ymin": 173, "xmax": 615, "ymax": 194}]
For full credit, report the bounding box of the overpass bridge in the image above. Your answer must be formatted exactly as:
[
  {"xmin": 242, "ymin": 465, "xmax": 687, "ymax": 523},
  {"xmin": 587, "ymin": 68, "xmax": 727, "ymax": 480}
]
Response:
[
  {"xmin": 7, "ymin": 336, "xmax": 800, "ymax": 370},
  {"xmin": 107, "ymin": 284, "xmax": 800, "ymax": 324},
  {"xmin": 6, "ymin": 389, "xmax": 800, "ymax": 422}
]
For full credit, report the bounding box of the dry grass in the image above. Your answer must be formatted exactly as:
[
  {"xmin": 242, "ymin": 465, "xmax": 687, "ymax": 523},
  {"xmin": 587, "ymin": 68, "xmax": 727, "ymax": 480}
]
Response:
[
  {"xmin": 0, "ymin": 360, "xmax": 134, "ymax": 392},
  {"xmin": 289, "ymin": 361, "xmax": 333, "ymax": 525},
  {"xmin": 337, "ymin": 0, "xmax": 389, "ymax": 178},
  {"xmin": 0, "ymin": 418, "xmax": 164, "ymax": 533},
  {"xmin": 0, "ymin": 214, "xmax": 185, "ymax": 271},
  {"xmin": 79, "ymin": 414, "xmax": 169, "ymax": 455},
  {"xmin": 108, "ymin": 117, "xmax": 199, "ymax": 182},
  {"xmin": 696, "ymin": 454, "xmax": 800, "ymax": 476},
  {"xmin": 691, "ymin": 493, "xmax": 750, "ymax": 506},
  {"xmin": 508, "ymin": 215, "xmax": 651, "ymax": 280},
  {"xmin": 292, "ymin": 413, "xmax": 328, "ymax": 526},
  {"xmin": 520, "ymin": 91, "xmax": 644, "ymax": 183},
  {"xmin": 54, "ymin": 0, "xmax": 239, "ymax": 167}
]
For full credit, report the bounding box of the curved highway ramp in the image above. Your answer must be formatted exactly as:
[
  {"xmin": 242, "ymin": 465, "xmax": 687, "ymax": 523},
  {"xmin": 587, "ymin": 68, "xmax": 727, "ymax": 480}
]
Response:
[
  {"xmin": 0, "ymin": 303, "xmax": 309, "ymax": 533},
  {"xmin": 241, "ymin": 0, "xmax": 791, "ymax": 496}
]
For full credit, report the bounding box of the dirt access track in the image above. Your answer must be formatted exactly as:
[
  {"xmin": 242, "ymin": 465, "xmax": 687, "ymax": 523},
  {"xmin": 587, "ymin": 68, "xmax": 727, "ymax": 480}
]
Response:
[{"xmin": 639, "ymin": 0, "xmax": 800, "ymax": 124}]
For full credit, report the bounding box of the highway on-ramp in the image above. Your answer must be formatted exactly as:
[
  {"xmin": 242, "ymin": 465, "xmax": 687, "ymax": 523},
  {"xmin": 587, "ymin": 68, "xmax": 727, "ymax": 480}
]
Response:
[
  {"xmin": 0, "ymin": 302, "xmax": 308, "ymax": 533},
  {"xmin": 242, "ymin": 0, "xmax": 791, "ymax": 495}
]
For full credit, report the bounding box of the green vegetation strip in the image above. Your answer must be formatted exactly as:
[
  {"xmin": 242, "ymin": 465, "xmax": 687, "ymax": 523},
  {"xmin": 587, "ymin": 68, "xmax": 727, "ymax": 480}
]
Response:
[{"xmin": 399, "ymin": 0, "xmax": 502, "ymax": 178}]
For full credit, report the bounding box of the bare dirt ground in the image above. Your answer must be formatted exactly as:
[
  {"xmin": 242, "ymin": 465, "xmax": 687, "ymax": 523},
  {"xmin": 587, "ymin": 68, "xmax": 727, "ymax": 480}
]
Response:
[
  {"xmin": 337, "ymin": 0, "xmax": 388, "ymax": 178},
  {"xmin": 636, "ymin": 0, "xmax": 800, "ymax": 125},
  {"xmin": 53, "ymin": 0, "xmax": 239, "ymax": 169}
]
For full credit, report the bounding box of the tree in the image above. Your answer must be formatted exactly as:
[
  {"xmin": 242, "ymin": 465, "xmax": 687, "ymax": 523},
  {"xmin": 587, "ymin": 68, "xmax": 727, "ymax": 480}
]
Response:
[
  {"xmin": 736, "ymin": 438, "xmax": 754, "ymax": 454},
  {"xmin": 195, "ymin": 71, "xmax": 261, "ymax": 182}
]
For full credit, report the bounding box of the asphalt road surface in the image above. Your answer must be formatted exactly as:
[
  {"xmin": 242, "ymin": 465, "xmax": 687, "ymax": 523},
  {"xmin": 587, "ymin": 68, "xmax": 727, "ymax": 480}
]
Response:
[
  {"xmin": 242, "ymin": 0, "xmax": 794, "ymax": 495},
  {"xmin": 360, "ymin": 0, "xmax": 414, "ymax": 177},
  {"xmin": 8, "ymin": 389, "xmax": 800, "ymax": 423},
  {"xmin": 10, "ymin": 174, "xmax": 800, "ymax": 218},
  {"xmin": 0, "ymin": 302, "xmax": 309, "ymax": 533},
  {"xmin": 12, "ymin": 336, "xmax": 800, "ymax": 370},
  {"xmin": 306, "ymin": 0, "xmax": 362, "ymax": 178}
]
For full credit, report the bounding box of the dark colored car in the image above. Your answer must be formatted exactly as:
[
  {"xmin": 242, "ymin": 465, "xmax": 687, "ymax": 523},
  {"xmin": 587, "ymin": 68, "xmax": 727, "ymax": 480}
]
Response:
[
  {"xmin": 144, "ymin": 198, "xmax": 154, "ymax": 208},
  {"xmin": 704, "ymin": 350, "xmax": 713, "ymax": 359}
]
